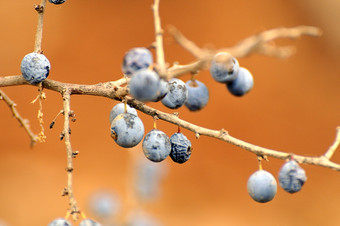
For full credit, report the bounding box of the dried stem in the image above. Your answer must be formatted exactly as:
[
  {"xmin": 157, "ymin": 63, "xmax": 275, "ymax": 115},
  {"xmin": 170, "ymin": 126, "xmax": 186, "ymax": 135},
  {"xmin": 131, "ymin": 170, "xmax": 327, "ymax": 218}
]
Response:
[
  {"xmin": 34, "ymin": 0, "xmax": 47, "ymax": 53},
  {"xmin": 62, "ymin": 89, "xmax": 80, "ymax": 221},
  {"xmin": 152, "ymin": 0, "xmax": 167, "ymax": 78},
  {"xmin": 1, "ymin": 75, "xmax": 339, "ymax": 171},
  {"xmin": 0, "ymin": 89, "xmax": 38, "ymax": 146},
  {"xmin": 323, "ymin": 127, "xmax": 340, "ymax": 160}
]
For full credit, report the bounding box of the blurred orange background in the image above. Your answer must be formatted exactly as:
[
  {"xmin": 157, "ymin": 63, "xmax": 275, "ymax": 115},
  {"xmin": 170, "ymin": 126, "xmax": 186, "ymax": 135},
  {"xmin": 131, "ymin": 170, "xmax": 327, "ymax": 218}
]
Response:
[{"xmin": 1, "ymin": 0, "xmax": 340, "ymax": 225}]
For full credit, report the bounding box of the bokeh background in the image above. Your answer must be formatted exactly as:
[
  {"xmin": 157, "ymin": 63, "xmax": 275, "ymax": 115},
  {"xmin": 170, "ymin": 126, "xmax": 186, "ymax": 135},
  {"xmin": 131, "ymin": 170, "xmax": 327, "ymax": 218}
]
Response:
[{"xmin": 1, "ymin": 0, "xmax": 340, "ymax": 225}]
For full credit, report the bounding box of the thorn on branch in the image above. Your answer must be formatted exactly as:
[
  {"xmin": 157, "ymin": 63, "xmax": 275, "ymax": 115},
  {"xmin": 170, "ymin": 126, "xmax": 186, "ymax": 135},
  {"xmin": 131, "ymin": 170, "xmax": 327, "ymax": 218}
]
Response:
[
  {"xmin": 61, "ymin": 188, "xmax": 69, "ymax": 196},
  {"xmin": 60, "ymin": 132, "xmax": 65, "ymax": 141},
  {"xmin": 72, "ymin": 151, "xmax": 79, "ymax": 158},
  {"xmin": 66, "ymin": 167, "xmax": 74, "ymax": 173}
]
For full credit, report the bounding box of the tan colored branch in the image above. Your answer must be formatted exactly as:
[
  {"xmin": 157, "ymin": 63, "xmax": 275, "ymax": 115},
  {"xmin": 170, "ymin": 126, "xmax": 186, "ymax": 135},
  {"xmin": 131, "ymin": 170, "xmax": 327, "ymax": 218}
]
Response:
[
  {"xmin": 323, "ymin": 127, "xmax": 340, "ymax": 160},
  {"xmin": 34, "ymin": 0, "xmax": 47, "ymax": 53},
  {"xmin": 0, "ymin": 89, "xmax": 38, "ymax": 147},
  {"xmin": 62, "ymin": 89, "xmax": 80, "ymax": 221}
]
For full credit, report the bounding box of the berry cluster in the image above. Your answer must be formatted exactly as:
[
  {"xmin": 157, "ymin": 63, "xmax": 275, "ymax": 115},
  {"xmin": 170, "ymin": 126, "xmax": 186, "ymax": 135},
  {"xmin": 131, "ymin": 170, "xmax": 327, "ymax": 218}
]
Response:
[
  {"xmin": 210, "ymin": 52, "xmax": 254, "ymax": 96},
  {"xmin": 247, "ymin": 160, "xmax": 307, "ymax": 203}
]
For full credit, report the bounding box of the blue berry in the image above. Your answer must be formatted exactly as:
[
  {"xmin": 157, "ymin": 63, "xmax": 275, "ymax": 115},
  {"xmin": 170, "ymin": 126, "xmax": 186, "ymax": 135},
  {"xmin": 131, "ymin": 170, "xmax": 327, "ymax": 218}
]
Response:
[
  {"xmin": 20, "ymin": 52, "xmax": 50, "ymax": 84},
  {"xmin": 278, "ymin": 160, "xmax": 307, "ymax": 193},
  {"xmin": 227, "ymin": 67, "xmax": 254, "ymax": 96},
  {"xmin": 142, "ymin": 129, "xmax": 171, "ymax": 162},
  {"xmin": 48, "ymin": 218, "xmax": 72, "ymax": 226},
  {"xmin": 122, "ymin": 47, "xmax": 153, "ymax": 76},
  {"xmin": 210, "ymin": 52, "xmax": 239, "ymax": 83},
  {"xmin": 161, "ymin": 78, "xmax": 188, "ymax": 109},
  {"xmin": 109, "ymin": 102, "xmax": 137, "ymax": 124},
  {"xmin": 129, "ymin": 69, "xmax": 160, "ymax": 102},
  {"xmin": 247, "ymin": 170, "xmax": 277, "ymax": 203},
  {"xmin": 110, "ymin": 113, "xmax": 144, "ymax": 148},
  {"xmin": 88, "ymin": 191, "xmax": 120, "ymax": 219},
  {"xmin": 151, "ymin": 78, "xmax": 169, "ymax": 102},
  {"xmin": 79, "ymin": 219, "xmax": 101, "ymax": 226},
  {"xmin": 169, "ymin": 132, "xmax": 192, "ymax": 164},
  {"xmin": 185, "ymin": 79, "xmax": 209, "ymax": 111},
  {"xmin": 48, "ymin": 0, "xmax": 66, "ymax": 4}
]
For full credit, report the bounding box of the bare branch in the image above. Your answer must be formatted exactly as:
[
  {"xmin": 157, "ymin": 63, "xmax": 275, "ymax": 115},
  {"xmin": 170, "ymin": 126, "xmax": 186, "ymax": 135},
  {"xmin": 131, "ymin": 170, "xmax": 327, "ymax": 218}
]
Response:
[
  {"xmin": 323, "ymin": 127, "xmax": 340, "ymax": 160},
  {"xmin": 152, "ymin": 0, "xmax": 167, "ymax": 78},
  {"xmin": 62, "ymin": 89, "xmax": 80, "ymax": 221},
  {"xmin": 0, "ymin": 89, "xmax": 38, "ymax": 147},
  {"xmin": 34, "ymin": 0, "xmax": 47, "ymax": 53}
]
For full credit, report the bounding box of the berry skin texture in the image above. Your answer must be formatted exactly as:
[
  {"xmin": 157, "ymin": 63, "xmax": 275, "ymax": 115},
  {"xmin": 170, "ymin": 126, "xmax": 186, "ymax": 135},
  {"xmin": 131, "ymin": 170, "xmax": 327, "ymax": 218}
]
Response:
[
  {"xmin": 20, "ymin": 52, "xmax": 50, "ymax": 85},
  {"xmin": 109, "ymin": 102, "xmax": 137, "ymax": 124},
  {"xmin": 142, "ymin": 129, "xmax": 171, "ymax": 162},
  {"xmin": 48, "ymin": 0, "xmax": 66, "ymax": 4},
  {"xmin": 161, "ymin": 78, "xmax": 188, "ymax": 109},
  {"xmin": 129, "ymin": 69, "xmax": 160, "ymax": 102},
  {"xmin": 210, "ymin": 52, "xmax": 239, "ymax": 83},
  {"xmin": 79, "ymin": 219, "xmax": 101, "ymax": 226},
  {"xmin": 227, "ymin": 67, "xmax": 254, "ymax": 97},
  {"xmin": 278, "ymin": 160, "xmax": 307, "ymax": 193},
  {"xmin": 122, "ymin": 47, "xmax": 153, "ymax": 76},
  {"xmin": 169, "ymin": 132, "xmax": 192, "ymax": 164},
  {"xmin": 151, "ymin": 78, "xmax": 169, "ymax": 102},
  {"xmin": 48, "ymin": 218, "xmax": 72, "ymax": 226},
  {"xmin": 110, "ymin": 113, "xmax": 144, "ymax": 148},
  {"xmin": 185, "ymin": 79, "xmax": 209, "ymax": 111},
  {"xmin": 247, "ymin": 170, "xmax": 277, "ymax": 203}
]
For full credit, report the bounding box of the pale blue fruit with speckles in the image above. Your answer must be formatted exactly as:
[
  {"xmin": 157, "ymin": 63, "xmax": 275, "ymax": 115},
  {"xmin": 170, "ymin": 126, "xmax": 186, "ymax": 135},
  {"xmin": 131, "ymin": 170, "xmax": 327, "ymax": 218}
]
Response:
[
  {"xmin": 110, "ymin": 113, "xmax": 144, "ymax": 148},
  {"xmin": 79, "ymin": 219, "xmax": 101, "ymax": 226},
  {"xmin": 122, "ymin": 47, "xmax": 153, "ymax": 76},
  {"xmin": 210, "ymin": 52, "xmax": 239, "ymax": 83},
  {"xmin": 247, "ymin": 170, "xmax": 277, "ymax": 203},
  {"xmin": 143, "ymin": 129, "xmax": 171, "ymax": 162},
  {"xmin": 185, "ymin": 79, "xmax": 209, "ymax": 111},
  {"xmin": 109, "ymin": 102, "xmax": 137, "ymax": 124},
  {"xmin": 48, "ymin": 218, "xmax": 72, "ymax": 226},
  {"xmin": 129, "ymin": 69, "xmax": 160, "ymax": 102},
  {"xmin": 161, "ymin": 78, "xmax": 188, "ymax": 109},
  {"xmin": 279, "ymin": 160, "xmax": 307, "ymax": 193},
  {"xmin": 21, "ymin": 52, "xmax": 50, "ymax": 84},
  {"xmin": 227, "ymin": 67, "xmax": 254, "ymax": 96}
]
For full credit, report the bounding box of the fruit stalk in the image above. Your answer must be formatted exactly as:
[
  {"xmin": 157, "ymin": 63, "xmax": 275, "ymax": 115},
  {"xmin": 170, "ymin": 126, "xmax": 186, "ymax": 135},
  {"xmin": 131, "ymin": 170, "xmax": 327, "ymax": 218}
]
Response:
[{"xmin": 34, "ymin": 0, "xmax": 47, "ymax": 53}]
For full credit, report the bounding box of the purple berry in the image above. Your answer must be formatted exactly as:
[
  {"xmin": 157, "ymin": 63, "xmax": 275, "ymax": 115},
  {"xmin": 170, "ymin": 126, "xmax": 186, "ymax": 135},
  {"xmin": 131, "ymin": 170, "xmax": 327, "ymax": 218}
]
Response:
[{"xmin": 169, "ymin": 132, "xmax": 192, "ymax": 164}]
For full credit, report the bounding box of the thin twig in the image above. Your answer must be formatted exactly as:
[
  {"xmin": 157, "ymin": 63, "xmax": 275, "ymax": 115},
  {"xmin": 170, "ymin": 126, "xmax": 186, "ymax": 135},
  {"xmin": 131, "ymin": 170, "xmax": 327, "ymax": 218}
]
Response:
[
  {"xmin": 0, "ymin": 89, "xmax": 38, "ymax": 147},
  {"xmin": 323, "ymin": 127, "xmax": 340, "ymax": 160},
  {"xmin": 62, "ymin": 89, "xmax": 80, "ymax": 221},
  {"xmin": 152, "ymin": 0, "xmax": 167, "ymax": 78},
  {"xmin": 1, "ymin": 75, "xmax": 339, "ymax": 171},
  {"xmin": 34, "ymin": 0, "xmax": 47, "ymax": 53}
]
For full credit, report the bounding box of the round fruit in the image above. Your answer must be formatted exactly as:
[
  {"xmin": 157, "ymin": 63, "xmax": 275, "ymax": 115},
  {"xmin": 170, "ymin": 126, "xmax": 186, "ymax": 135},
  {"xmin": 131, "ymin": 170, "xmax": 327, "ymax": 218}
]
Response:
[
  {"xmin": 88, "ymin": 191, "xmax": 120, "ymax": 219},
  {"xmin": 142, "ymin": 129, "xmax": 171, "ymax": 162},
  {"xmin": 247, "ymin": 170, "xmax": 277, "ymax": 203},
  {"xmin": 278, "ymin": 160, "xmax": 307, "ymax": 193},
  {"xmin": 110, "ymin": 113, "xmax": 144, "ymax": 148},
  {"xmin": 151, "ymin": 78, "xmax": 169, "ymax": 102},
  {"xmin": 122, "ymin": 47, "xmax": 153, "ymax": 76},
  {"xmin": 210, "ymin": 52, "xmax": 239, "ymax": 83},
  {"xmin": 169, "ymin": 132, "xmax": 192, "ymax": 164},
  {"xmin": 20, "ymin": 52, "xmax": 50, "ymax": 84},
  {"xmin": 48, "ymin": 218, "xmax": 72, "ymax": 226},
  {"xmin": 185, "ymin": 79, "xmax": 209, "ymax": 111},
  {"xmin": 79, "ymin": 219, "xmax": 101, "ymax": 226},
  {"xmin": 109, "ymin": 102, "xmax": 137, "ymax": 124},
  {"xmin": 129, "ymin": 69, "xmax": 160, "ymax": 102},
  {"xmin": 227, "ymin": 67, "xmax": 254, "ymax": 96},
  {"xmin": 161, "ymin": 78, "xmax": 188, "ymax": 109},
  {"xmin": 48, "ymin": 0, "xmax": 66, "ymax": 4}
]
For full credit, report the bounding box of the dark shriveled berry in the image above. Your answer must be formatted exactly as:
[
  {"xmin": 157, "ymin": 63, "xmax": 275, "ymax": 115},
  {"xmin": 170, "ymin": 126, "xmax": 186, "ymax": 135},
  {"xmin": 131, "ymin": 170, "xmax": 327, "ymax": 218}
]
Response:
[
  {"xmin": 278, "ymin": 160, "xmax": 307, "ymax": 193},
  {"xmin": 48, "ymin": 0, "xmax": 66, "ymax": 4},
  {"xmin": 169, "ymin": 133, "xmax": 192, "ymax": 164}
]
